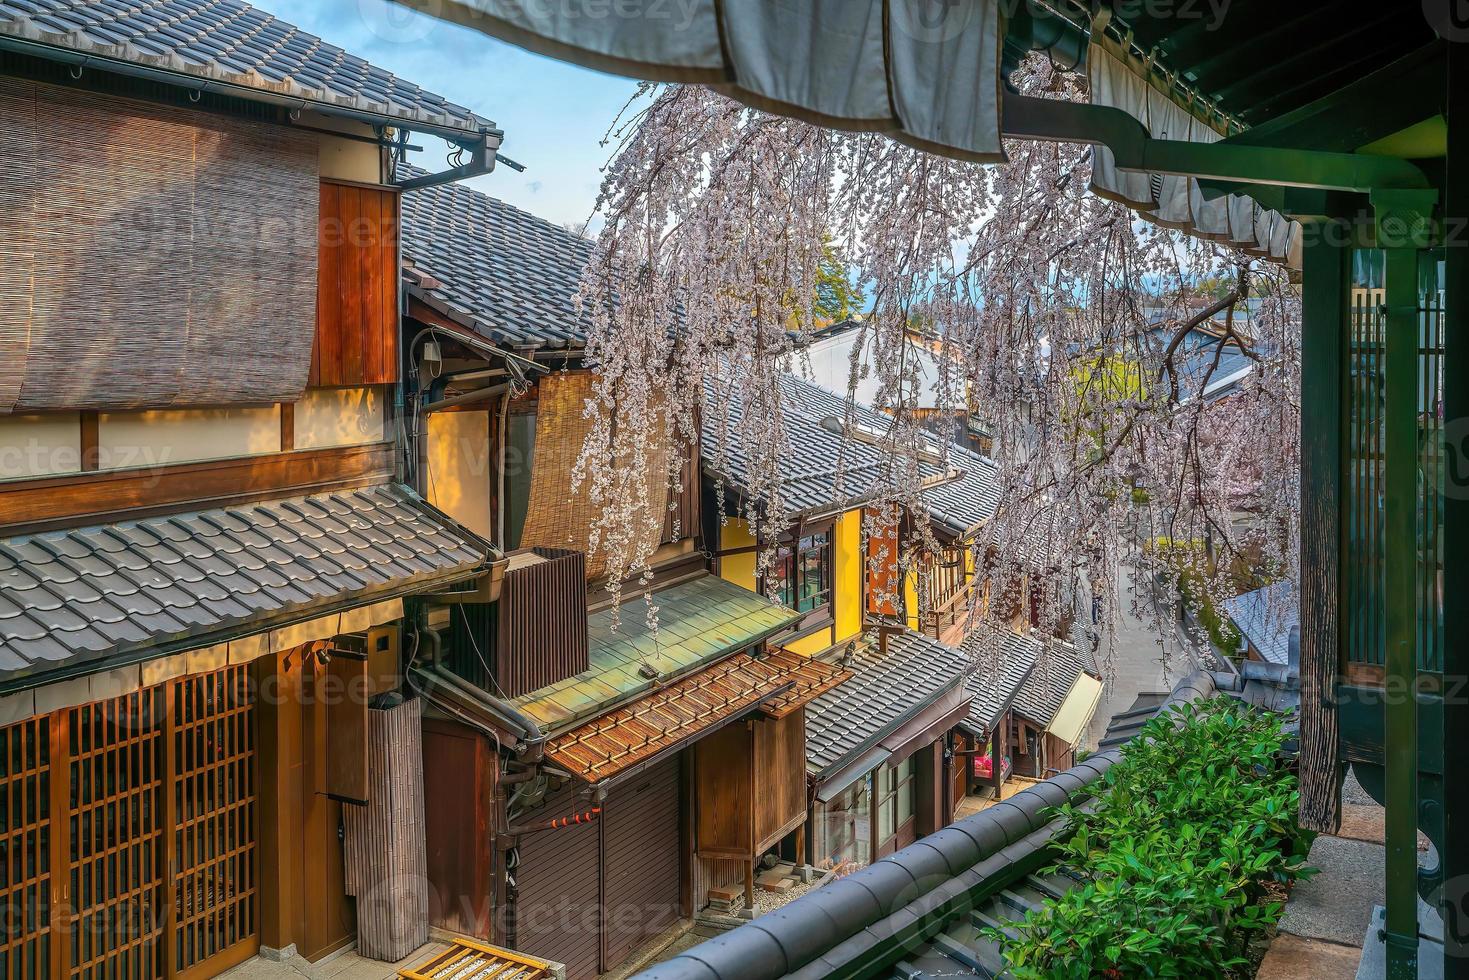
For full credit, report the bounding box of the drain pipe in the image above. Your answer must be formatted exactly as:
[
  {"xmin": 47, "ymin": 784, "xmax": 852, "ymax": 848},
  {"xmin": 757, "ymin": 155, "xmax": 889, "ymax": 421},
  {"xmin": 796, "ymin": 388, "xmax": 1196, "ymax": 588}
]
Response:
[{"xmin": 414, "ymin": 626, "xmax": 547, "ymax": 763}]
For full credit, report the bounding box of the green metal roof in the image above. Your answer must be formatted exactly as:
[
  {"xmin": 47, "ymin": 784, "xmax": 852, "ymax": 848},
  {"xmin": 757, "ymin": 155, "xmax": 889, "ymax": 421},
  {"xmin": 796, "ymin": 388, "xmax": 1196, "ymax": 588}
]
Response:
[{"xmin": 511, "ymin": 574, "xmax": 801, "ymax": 732}]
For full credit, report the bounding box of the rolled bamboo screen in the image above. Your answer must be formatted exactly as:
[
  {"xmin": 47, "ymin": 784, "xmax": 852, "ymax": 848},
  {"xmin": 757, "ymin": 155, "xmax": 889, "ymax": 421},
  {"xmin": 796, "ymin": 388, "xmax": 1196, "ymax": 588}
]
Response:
[
  {"xmin": 518, "ymin": 371, "xmax": 671, "ymax": 580},
  {"xmin": 0, "ymin": 78, "xmax": 319, "ymax": 413}
]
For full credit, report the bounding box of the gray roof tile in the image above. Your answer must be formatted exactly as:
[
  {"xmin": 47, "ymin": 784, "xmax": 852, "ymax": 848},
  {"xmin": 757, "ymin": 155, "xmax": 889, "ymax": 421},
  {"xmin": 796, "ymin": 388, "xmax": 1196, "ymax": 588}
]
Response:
[
  {"xmin": 399, "ymin": 164, "xmax": 595, "ymax": 351},
  {"xmin": 0, "ymin": 484, "xmax": 486, "ymax": 686},
  {"xmin": 1223, "ymin": 580, "xmax": 1297, "ymax": 666},
  {"xmin": 958, "ymin": 627, "xmax": 1040, "ymax": 737},
  {"xmin": 1010, "ymin": 634, "xmax": 1098, "ymax": 729},
  {"xmin": 805, "ymin": 628, "xmax": 972, "ymax": 779},
  {"xmin": 703, "ymin": 370, "xmax": 1004, "ymax": 529},
  {"xmin": 0, "ymin": 0, "xmax": 488, "ymax": 135}
]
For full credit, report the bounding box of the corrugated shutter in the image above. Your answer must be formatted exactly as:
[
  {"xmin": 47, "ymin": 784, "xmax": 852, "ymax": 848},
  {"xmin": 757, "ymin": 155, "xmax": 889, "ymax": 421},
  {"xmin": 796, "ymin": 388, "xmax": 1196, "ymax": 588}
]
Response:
[
  {"xmin": 0, "ymin": 78, "xmax": 318, "ymax": 414},
  {"xmin": 512, "ymin": 784, "xmax": 602, "ymax": 980},
  {"xmin": 602, "ymin": 759, "xmax": 682, "ymax": 970}
]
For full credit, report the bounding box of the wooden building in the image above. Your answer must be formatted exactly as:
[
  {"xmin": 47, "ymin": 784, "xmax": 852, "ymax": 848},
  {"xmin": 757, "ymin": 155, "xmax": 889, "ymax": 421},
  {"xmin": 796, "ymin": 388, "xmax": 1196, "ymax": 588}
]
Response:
[
  {"xmin": 1006, "ymin": 637, "xmax": 1104, "ymax": 779},
  {"xmin": 0, "ymin": 2, "xmax": 507, "ymax": 977},
  {"xmin": 395, "ymin": 174, "xmax": 852, "ymax": 978},
  {"xmin": 951, "ymin": 627, "xmax": 1039, "ymax": 800}
]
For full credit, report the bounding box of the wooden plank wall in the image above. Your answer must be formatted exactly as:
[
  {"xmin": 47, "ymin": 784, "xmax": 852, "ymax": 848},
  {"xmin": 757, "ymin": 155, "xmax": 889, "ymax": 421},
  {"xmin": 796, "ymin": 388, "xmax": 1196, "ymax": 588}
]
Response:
[
  {"xmin": 313, "ymin": 181, "xmax": 400, "ymax": 387},
  {"xmin": 752, "ymin": 712, "xmax": 807, "ymax": 852}
]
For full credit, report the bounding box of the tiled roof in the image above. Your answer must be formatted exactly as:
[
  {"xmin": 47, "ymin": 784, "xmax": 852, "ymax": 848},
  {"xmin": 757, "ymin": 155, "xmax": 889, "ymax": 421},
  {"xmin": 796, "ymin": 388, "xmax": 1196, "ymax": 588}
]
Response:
[
  {"xmin": 399, "ymin": 165, "xmax": 595, "ymax": 350},
  {"xmin": 0, "ymin": 485, "xmax": 488, "ymax": 685},
  {"xmin": 543, "ymin": 649, "xmax": 848, "ymax": 785},
  {"xmin": 1223, "ymin": 580, "xmax": 1297, "ymax": 666},
  {"xmin": 958, "ymin": 627, "xmax": 1040, "ymax": 738},
  {"xmin": 1010, "ymin": 635, "xmax": 1097, "ymax": 729},
  {"xmin": 702, "ymin": 370, "xmax": 1004, "ymax": 528},
  {"xmin": 0, "ymin": 0, "xmax": 488, "ymax": 134},
  {"xmin": 804, "ymin": 628, "xmax": 971, "ymax": 779},
  {"xmin": 511, "ymin": 574, "xmax": 801, "ymax": 733}
]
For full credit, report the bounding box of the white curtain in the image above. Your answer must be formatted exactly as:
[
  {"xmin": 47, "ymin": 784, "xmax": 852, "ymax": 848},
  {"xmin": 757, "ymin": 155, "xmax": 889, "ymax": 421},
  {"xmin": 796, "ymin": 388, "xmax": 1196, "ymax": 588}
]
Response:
[
  {"xmin": 391, "ymin": 0, "xmax": 1005, "ymax": 162},
  {"xmin": 1088, "ymin": 43, "xmax": 1302, "ymax": 269}
]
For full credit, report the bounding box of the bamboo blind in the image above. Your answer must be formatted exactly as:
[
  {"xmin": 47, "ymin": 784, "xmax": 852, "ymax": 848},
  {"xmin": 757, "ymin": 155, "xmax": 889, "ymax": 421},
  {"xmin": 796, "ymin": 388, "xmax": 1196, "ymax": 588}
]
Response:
[
  {"xmin": 0, "ymin": 78, "xmax": 318, "ymax": 414},
  {"xmin": 343, "ymin": 699, "xmax": 428, "ymax": 962},
  {"xmin": 518, "ymin": 372, "xmax": 672, "ymax": 580}
]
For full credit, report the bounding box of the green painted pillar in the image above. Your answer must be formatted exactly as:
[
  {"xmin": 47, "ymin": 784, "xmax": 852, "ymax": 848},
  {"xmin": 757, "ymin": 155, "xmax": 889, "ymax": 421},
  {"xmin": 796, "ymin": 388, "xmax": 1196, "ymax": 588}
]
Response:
[
  {"xmin": 1442, "ymin": 36, "xmax": 1469, "ymax": 978},
  {"xmin": 1372, "ymin": 188, "xmax": 1436, "ymax": 979}
]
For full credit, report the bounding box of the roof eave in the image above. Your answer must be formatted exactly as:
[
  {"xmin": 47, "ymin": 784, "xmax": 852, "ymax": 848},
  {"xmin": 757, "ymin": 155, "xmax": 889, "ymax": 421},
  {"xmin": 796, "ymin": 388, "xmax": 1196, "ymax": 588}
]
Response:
[{"xmin": 0, "ymin": 32, "xmax": 498, "ymax": 144}]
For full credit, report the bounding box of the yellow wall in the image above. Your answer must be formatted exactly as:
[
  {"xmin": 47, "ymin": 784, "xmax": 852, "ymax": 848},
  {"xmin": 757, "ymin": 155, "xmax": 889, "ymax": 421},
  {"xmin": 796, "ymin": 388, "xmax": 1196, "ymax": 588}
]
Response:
[
  {"xmin": 720, "ymin": 508, "xmax": 866, "ymax": 657},
  {"xmin": 0, "ymin": 413, "xmax": 81, "ymax": 480},
  {"xmin": 310, "ymin": 113, "xmax": 384, "ymax": 184},
  {"xmin": 294, "ymin": 386, "xmax": 385, "ymax": 449},
  {"xmin": 904, "ymin": 565, "xmax": 921, "ymax": 633},
  {"xmin": 718, "ymin": 518, "xmax": 758, "ymax": 592},
  {"xmin": 427, "ymin": 410, "xmax": 493, "ymax": 541},
  {"xmin": 99, "ymin": 406, "xmax": 281, "ymax": 469},
  {"xmin": 832, "ymin": 508, "xmax": 863, "ymax": 644}
]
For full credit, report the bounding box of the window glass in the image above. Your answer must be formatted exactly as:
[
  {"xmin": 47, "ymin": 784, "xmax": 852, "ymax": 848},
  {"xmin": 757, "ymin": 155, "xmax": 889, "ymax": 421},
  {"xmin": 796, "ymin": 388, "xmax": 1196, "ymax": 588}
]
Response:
[
  {"xmin": 815, "ymin": 778, "xmax": 871, "ymax": 869},
  {"xmin": 504, "ymin": 410, "xmax": 537, "ymax": 549}
]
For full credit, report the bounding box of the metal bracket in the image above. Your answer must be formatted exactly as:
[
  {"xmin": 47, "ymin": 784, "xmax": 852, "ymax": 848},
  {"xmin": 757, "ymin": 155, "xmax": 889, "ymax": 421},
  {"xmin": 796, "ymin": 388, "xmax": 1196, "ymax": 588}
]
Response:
[{"xmin": 395, "ymin": 127, "xmax": 503, "ymax": 191}]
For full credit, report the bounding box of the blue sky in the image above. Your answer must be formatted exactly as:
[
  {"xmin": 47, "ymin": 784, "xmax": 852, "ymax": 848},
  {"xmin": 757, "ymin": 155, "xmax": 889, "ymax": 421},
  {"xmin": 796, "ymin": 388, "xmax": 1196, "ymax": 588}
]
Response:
[{"xmin": 255, "ymin": 0, "xmax": 639, "ymax": 229}]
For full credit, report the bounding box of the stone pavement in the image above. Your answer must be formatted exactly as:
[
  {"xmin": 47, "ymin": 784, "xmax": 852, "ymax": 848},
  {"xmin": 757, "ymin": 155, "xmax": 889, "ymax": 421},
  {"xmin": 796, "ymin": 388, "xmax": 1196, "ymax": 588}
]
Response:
[
  {"xmin": 1257, "ymin": 773, "xmax": 1438, "ymax": 980},
  {"xmin": 1083, "ymin": 564, "xmax": 1195, "ymax": 751}
]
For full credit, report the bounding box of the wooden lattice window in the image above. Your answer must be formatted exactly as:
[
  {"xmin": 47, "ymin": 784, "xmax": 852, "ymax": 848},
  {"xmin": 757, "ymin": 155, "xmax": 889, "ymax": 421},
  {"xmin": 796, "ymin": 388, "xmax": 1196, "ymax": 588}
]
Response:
[
  {"xmin": 0, "ymin": 665, "xmax": 257, "ymax": 980},
  {"xmin": 0, "ymin": 716, "xmax": 51, "ymax": 980},
  {"xmin": 172, "ymin": 668, "xmax": 257, "ymax": 977},
  {"xmin": 63, "ymin": 686, "xmax": 168, "ymax": 980}
]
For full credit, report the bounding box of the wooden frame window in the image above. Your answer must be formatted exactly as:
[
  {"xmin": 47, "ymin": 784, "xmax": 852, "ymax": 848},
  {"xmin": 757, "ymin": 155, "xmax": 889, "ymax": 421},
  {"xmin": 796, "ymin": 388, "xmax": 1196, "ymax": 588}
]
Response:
[
  {"xmin": 813, "ymin": 778, "xmax": 870, "ymax": 870},
  {"xmin": 874, "ymin": 757, "xmax": 917, "ymax": 855},
  {"xmin": 769, "ymin": 529, "xmax": 833, "ymax": 614}
]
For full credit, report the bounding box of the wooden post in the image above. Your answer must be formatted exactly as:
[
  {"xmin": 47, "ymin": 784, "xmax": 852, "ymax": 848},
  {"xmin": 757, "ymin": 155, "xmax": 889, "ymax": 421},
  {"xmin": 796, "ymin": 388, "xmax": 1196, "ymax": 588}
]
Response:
[
  {"xmin": 254, "ymin": 648, "xmax": 304, "ymax": 954},
  {"xmin": 1373, "ymin": 188, "xmax": 1436, "ymax": 979},
  {"xmin": 991, "ymin": 717, "xmax": 1005, "ymax": 795},
  {"xmin": 1297, "ymin": 229, "xmax": 1349, "ymax": 835},
  {"xmin": 744, "ymin": 860, "xmax": 755, "ymax": 911}
]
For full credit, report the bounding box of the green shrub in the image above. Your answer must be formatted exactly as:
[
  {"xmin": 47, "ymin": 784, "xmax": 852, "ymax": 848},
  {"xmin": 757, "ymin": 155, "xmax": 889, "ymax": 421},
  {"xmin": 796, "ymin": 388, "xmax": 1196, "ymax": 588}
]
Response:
[{"xmin": 987, "ymin": 698, "xmax": 1312, "ymax": 978}]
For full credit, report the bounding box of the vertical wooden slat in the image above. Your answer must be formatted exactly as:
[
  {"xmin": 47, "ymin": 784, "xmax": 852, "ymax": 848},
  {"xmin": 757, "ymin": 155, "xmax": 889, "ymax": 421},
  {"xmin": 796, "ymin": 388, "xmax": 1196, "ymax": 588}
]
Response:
[
  {"xmin": 338, "ymin": 185, "xmax": 365, "ymax": 386},
  {"xmin": 379, "ymin": 192, "xmax": 401, "ymax": 385},
  {"xmin": 317, "ymin": 182, "xmax": 343, "ymax": 387},
  {"xmin": 342, "ymin": 699, "xmax": 427, "ymax": 962},
  {"xmin": 361, "ymin": 190, "xmax": 385, "ymax": 386}
]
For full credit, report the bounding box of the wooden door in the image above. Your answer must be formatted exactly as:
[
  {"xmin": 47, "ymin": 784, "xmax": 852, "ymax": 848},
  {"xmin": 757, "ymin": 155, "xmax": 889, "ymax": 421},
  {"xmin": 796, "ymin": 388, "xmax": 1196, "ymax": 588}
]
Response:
[
  {"xmin": 0, "ymin": 667, "xmax": 259, "ymax": 980},
  {"xmin": 602, "ymin": 760, "xmax": 681, "ymax": 970}
]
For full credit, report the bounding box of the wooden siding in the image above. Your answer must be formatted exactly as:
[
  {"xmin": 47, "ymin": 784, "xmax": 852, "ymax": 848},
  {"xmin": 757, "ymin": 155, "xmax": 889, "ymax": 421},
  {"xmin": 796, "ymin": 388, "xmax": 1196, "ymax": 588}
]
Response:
[
  {"xmin": 603, "ymin": 761, "xmax": 681, "ymax": 970},
  {"xmin": 695, "ymin": 723, "xmax": 754, "ymax": 858},
  {"xmin": 313, "ymin": 181, "xmax": 400, "ymax": 387},
  {"xmin": 753, "ymin": 711, "xmax": 807, "ymax": 853},
  {"xmin": 497, "ymin": 549, "xmax": 589, "ymax": 697},
  {"xmin": 0, "ymin": 443, "xmax": 394, "ymax": 534},
  {"xmin": 512, "ymin": 784, "xmax": 601, "ymax": 980},
  {"xmin": 0, "ymin": 78, "xmax": 318, "ymax": 413}
]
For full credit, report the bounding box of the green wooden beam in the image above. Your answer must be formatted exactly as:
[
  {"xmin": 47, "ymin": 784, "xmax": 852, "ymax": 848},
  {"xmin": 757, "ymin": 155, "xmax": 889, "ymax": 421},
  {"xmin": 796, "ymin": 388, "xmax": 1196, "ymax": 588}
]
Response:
[
  {"xmin": 1001, "ymin": 93, "xmax": 1432, "ymax": 193},
  {"xmin": 1372, "ymin": 187, "xmax": 1436, "ymax": 979}
]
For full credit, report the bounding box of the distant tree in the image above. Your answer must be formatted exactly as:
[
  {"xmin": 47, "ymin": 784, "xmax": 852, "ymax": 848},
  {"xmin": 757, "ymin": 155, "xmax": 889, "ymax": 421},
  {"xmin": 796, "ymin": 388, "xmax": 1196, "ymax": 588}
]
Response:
[{"xmin": 813, "ymin": 238, "xmax": 860, "ymax": 324}]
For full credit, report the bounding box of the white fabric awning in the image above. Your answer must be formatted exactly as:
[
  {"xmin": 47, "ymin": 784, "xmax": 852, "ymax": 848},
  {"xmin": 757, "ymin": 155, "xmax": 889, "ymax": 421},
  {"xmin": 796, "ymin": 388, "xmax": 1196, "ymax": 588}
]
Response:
[
  {"xmin": 1047, "ymin": 671, "xmax": 1103, "ymax": 749},
  {"xmin": 393, "ymin": 0, "xmax": 1004, "ymax": 162},
  {"xmin": 1088, "ymin": 42, "xmax": 1302, "ymax": 269}
]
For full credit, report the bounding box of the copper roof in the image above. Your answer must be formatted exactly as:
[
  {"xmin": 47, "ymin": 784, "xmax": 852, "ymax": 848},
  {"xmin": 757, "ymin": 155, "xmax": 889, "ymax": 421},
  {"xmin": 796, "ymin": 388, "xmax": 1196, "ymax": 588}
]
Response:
[
  {"xmin": 544, "ymin": 650, "xmax": 848, "ymax": 786},
  {"xmin": 758, "ymin": 649, "xmax": 853, "ymax": 720}
]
